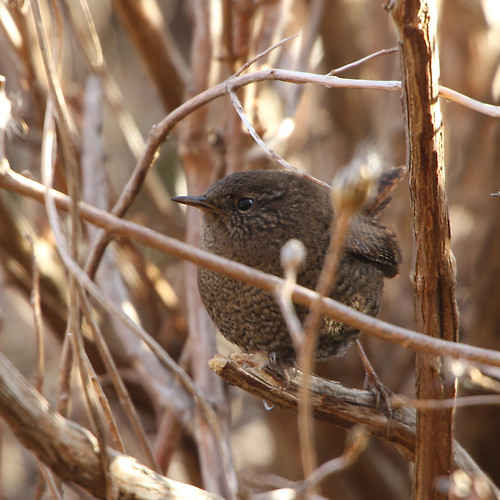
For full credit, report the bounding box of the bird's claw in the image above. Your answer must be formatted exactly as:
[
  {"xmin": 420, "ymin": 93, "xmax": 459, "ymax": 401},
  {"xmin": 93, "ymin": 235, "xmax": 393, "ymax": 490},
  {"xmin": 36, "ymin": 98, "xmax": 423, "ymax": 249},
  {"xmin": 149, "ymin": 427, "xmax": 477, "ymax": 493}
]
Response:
[
  {"xmin": 364, "ymin": 371, "xmax": 393, "ymax": 421},
  {"xmin": 265, "ymin": 352, "xmax": 297, "ymax": 384}
]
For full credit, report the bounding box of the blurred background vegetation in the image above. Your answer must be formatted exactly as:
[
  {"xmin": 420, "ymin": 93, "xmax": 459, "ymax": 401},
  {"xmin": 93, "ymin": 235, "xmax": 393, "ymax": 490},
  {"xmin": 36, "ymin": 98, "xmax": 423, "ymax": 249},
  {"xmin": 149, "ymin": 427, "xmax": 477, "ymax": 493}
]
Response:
[{"xmin": 0, "ymin": 0, "xmax": 499, "ymax": 498}]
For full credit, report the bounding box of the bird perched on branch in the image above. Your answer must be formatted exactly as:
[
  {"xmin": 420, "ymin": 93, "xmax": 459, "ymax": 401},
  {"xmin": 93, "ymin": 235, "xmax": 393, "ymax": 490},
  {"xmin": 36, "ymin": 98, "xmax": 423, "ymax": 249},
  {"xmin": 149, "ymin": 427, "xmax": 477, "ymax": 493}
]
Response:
[{"xmin": 172, "ymin": 168, "xmax": 402, "ymax": 361}]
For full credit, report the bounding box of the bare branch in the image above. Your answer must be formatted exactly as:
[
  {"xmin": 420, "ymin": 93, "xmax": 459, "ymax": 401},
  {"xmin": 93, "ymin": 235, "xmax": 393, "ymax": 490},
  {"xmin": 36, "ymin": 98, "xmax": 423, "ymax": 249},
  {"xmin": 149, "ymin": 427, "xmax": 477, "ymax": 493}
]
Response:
[
  {"xmin": 80, "ymin": 64, "xmax": 500, "ymax": 286},
  {"xmin": 0, "ymin": 350, "xmax": 224, "ymax": 500},
  {"xmin": 327, "ymin": 47, "xmax": 400, "ymax": 76},
  {"xmin": 110, "ymin": 0, "xmax": 187, "ymax": 112},
  {"xmin": 226, "ymin": 84, "xmax": 330, "ymax": 188},
  {"xmin": 234, "ymin": 34, "xmax": 299, "ymax": 76},
  {"xmin": 210, "ymin": 353, "xmax": 500, "ymax": 497}
]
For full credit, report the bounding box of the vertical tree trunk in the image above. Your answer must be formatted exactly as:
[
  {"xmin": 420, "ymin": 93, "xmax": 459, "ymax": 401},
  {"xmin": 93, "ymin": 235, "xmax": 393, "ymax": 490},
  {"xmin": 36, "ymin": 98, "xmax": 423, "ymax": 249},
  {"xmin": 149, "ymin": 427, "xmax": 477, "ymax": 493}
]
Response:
[{"xmin": 389, "ymin": 1, "xmax": 459, "ymax": 498}]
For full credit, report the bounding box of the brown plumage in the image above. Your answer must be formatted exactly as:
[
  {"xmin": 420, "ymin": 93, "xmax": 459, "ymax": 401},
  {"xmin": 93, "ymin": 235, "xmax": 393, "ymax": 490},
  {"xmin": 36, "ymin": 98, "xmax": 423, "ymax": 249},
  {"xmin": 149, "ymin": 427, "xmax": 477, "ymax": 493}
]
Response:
[{"xmin": 172, "ymin": 169, "xmax": 401, "ymax": 360}]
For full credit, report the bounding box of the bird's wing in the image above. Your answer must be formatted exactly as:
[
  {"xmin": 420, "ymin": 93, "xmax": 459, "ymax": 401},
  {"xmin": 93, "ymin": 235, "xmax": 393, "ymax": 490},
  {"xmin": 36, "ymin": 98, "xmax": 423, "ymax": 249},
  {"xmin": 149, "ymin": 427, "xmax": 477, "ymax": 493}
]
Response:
[{"xmin": 345, "ymin": 216, "xmax": 401, "ymax": 278}]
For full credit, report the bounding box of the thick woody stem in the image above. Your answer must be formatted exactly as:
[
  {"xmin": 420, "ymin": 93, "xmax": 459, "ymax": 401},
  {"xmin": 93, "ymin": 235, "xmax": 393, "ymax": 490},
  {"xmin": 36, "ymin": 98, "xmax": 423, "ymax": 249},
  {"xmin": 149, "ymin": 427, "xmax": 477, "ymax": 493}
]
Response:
[
  {"xmin": 0, "ymin": 350, "xmax": 223, "ymax": 500},
  {"xmin": 389, "ymin": 1, "xmax": 459, "ymax": 498}
]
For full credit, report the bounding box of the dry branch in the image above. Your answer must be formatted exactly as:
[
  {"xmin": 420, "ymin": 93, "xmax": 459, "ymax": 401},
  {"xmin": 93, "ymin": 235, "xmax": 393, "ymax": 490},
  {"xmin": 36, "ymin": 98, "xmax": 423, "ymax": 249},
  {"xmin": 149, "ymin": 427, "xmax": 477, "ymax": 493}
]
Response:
[
  {"xmin": 1, "ymin": 167, "xmax": 499, "ymax": 369},
  {"xmin": 0, "ymin": 350, "xmax": 223, "ymax": 500},
  {"xmin": 111, "ymin": 0, "xmax": 186, "ymax": 112},
  {"xmin": 210, "ymin": 353, "xmax": 500, "ymax": 497},
  {"xmin": 1, "ymin": 338, "xmax": 497, "ymax": 500},
  {"xmin": 389, "ymin": 1, "xmax": 458, "ymax": 497}
]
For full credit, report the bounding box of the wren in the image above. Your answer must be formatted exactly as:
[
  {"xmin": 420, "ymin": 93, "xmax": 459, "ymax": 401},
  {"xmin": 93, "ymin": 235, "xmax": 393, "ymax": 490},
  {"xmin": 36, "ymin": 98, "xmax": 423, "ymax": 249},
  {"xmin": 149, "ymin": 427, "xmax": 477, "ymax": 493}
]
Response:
[{"xmin": 172, "ymin": 169, "xmax": 401, "ymax": 361}]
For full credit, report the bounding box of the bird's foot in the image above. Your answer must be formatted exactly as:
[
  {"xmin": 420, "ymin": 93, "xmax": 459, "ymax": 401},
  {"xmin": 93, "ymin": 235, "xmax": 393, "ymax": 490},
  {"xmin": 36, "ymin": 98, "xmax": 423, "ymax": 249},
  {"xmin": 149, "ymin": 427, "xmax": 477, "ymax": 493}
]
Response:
[
  {"xmin": 363, "ymin": 370, "xmax": 393, "ymax": 420},
  {"xmin": 355, "ymin": 340, "xmax": 393, "ymax": 422},
  {"xmin": 265, "ymin": 352, "xmax": 298, "ymax": 385}
]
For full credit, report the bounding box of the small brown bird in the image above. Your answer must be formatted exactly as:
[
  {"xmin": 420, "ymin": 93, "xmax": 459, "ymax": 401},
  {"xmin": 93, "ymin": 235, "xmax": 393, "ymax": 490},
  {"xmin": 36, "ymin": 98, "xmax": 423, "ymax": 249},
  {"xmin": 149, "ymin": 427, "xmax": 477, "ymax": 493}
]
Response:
[{"xmin": 172, "ymin": 169, "xmax": 401, "ymax": 361}]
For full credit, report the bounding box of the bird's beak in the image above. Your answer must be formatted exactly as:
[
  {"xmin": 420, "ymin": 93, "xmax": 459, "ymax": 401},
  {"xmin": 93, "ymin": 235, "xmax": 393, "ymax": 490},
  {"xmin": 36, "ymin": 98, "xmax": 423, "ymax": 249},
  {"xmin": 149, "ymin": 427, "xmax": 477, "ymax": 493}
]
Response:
[{"xmin": 171, "ymin": 195, "xmax": 215, "ymax": 211}]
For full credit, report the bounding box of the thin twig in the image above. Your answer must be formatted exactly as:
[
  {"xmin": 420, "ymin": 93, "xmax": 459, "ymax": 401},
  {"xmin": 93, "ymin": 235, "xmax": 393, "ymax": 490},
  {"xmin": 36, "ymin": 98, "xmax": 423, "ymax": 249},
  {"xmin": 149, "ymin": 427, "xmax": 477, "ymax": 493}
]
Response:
[
  {"xmin": 37, "ymin": 460, "xmax": 63, "ymax": 500},
  {"xmin": 38, "ymin": 143, "xmax": 236, "ymax": 497},
  {"xmin": 83, "ymin": 343, "xmax": 125, "ymax": 453},
  {"xmin": 226, "ymin": 85, "xmax": 330, "ymax": 189},
  {"xmin": 282, "ymin": 0, "xmax": 326, "ymax": 117},
  {"xmin": 154, "ymin": 409, "xmax": 184, "ymax": 473},
  {"xmin": 234, "ymin": 34, "xmax": 299, "ymax": 77},
  {"xmin": 0, "ymin": 77, "xmax": 10, "ymax": 158},
  {"xmin": 227, "ymin": 35, "xmax": 328, "ymax": 186},
  {"xmin": 275, "ymin": 237, "xmax": 319, "ymax": 488},
  {"xmin": 391, "ymin": 393, "xmax": 500, "ymax": 410},
  {"xmin": 55, "ymin": 334, "xmax": 73, "ymax": 417},
  {"xmin": 252, "ymin": 426, "xmax": 368, "ymax": 500},
  {"xmin": 297, "ymin": 207, "xmax": 354, "ymax": 483},
  {"xmin": 302, "ymin": 425, "xmax": 369, "ymax": 492},
  {"xmin": 78, "ymin": 285, "xmax": 163, "ymax": 469},
  {"xmin": 438, "ymin": 85, "xmax": 500, "ymax": 118},
  {"xmin": 326, "ymin": 47, "xmax": 399, "ymax": 76},
  {"xmin": 275, "ymin": 281, "xmax": 305, "ymax": 354}
]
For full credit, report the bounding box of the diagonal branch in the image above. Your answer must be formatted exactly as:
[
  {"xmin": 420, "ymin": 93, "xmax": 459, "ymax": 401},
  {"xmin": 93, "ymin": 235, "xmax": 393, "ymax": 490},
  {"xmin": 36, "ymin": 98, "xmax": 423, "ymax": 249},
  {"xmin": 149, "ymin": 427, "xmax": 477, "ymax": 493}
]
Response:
[
  {"xmin": 0, "ymin": 350, "xmax": 223, "ymax": 500},
  {"xmin": 82, "ymin": 65, "xmax": 500, "ymax": 285},
  {"xmin": 1, "ymin": 167, "xmax": 500, "ymax": 369},
  {"xmin": 210, "ymin": 354, "xmax": 500, "ymax": 497}
]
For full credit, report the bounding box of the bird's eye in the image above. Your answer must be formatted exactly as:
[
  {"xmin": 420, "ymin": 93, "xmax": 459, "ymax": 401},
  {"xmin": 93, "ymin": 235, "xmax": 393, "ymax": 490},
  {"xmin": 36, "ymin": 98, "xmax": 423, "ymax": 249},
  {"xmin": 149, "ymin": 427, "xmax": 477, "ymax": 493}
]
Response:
[{"xmin": 236, "ymin": 197, "xmax": 254, "ymax": 211}]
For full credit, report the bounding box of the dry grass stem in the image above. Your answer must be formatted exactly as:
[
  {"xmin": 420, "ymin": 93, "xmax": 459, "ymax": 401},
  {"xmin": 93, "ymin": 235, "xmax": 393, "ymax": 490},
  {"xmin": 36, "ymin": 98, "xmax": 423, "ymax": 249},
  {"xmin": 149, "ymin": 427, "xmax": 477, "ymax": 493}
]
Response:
[
  {"xmin": 41, "ymin": 96, "xmax": 115, "ymax": 499},
  {"xmin": 29, "ymin": 239, "xmax": 45, "ymax": 395},
  {"xmin": 38, "ymin": 135, "xmax": 236, "ymax": 495}
]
